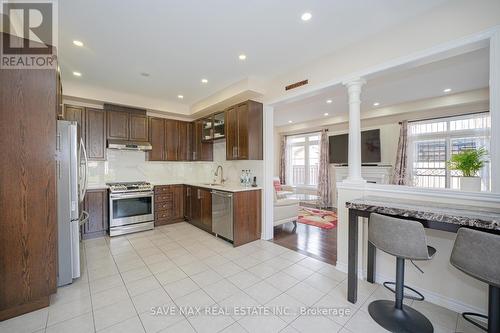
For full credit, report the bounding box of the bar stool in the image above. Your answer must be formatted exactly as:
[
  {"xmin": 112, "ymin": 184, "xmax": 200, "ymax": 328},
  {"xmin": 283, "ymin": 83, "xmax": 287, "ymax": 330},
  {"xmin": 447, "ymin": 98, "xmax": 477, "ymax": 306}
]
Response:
[
  {"xmin": 450, "ymin": 228, "xmax": 500, "ymax": 333},
  {"xmin": 367, "ymin": 213, "xmax": 435, "ymax": 333}
]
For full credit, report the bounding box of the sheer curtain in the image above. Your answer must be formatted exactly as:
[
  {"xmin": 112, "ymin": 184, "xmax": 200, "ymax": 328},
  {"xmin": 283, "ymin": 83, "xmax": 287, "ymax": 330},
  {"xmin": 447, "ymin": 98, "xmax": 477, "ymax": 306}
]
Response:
[
  {"xmin": 317, "ymin": 129, "xmax": 331, "ymax": 207},
  {"xmin": 391, "ymin": 120, "xmax": 409, "ymax": 185},
  {"xmin": 279, "ymin": 135, "xmax": 286, "ymax": 184}
]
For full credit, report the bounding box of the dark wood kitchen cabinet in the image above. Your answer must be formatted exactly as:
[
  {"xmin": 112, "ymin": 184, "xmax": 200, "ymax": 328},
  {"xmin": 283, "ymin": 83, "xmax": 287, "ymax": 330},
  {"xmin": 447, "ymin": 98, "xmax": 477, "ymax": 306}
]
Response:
[
  {"xmin": 63, "ymin": 105, "xmax": 86, "ymax": 141},
  {"xmin": 192, "ymin": 120, "xmax": 213, "ymax": 161},
  {"xmin": 188, "ymin": 187, "xmax": 212, "ymax": 232},
  {"xmin": 85, "ymin": 108, "xmax": 107, "ymax": 160},
  {"xmin": 225, "ymin": 100, "xmax": 263, "ymax": 160},
  {"xmin": 81, "ymin": 189, "xmax": 108, "ymax": 239},
  {"xmin": 154, "ymin": 185, "xmax": 184, "ymax": 225},
  {"xmin": 1, "ymin": 32, "xmax": 58, "ymax": 320},
  {"xmin": 233, "ymin": 190, "xmax": 261, "ymax": 246},
  {"xmin": 105, "ymin": 104, "xmax": 148, "ymax": 141},
  {"xmin": 148, "ymin": 117, "xmax": 192, "ymax": 161}
]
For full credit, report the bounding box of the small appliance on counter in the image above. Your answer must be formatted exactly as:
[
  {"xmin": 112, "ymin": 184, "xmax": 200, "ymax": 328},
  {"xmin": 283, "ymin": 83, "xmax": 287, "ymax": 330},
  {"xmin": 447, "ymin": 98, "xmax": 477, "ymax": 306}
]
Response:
[
  {"xmin": 107, "ymin": 181, "xmax": 155, "ymax": 236},
  {"xmin": 56, "ymin": 121, "xmax": 89, "ymax": 286}
]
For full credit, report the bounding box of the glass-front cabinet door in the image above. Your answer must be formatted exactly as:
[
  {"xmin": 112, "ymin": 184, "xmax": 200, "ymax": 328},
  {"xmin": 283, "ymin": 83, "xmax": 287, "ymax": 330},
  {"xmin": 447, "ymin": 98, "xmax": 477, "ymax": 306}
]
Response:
[
  {"xmin": 202, "ymin": 116, "xmax": 213, "ymax": 142},
  {"xmin": 213, "ymin": 112, "xmax": 225, "ymax": 140}
]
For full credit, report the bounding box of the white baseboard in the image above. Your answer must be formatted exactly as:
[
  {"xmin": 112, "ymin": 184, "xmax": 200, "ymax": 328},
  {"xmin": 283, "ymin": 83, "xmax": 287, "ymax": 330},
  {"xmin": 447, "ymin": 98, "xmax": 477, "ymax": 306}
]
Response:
[{"xmin": 334, "ymin": 261, "xmax": 486, "ymax": 315}]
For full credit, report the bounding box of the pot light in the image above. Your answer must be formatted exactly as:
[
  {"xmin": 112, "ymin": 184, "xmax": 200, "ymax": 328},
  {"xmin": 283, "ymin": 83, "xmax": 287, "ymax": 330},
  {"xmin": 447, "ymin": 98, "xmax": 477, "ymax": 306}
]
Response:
[
  {"xmin": 239, "ymin": 54, "xmax": 247, "ymax": 60},
  {"xmin": 326, "ymin": 99, "xmax": 332, "ymax": 104},
  {"xmin": 177, "ymin": 95, "xmax": 184, "ymax": 99},
  {"xmin": 140, "ymin": 72, "xmax": 150, "ymax": 77},
  {"xmin": 301, "ymin": 12, "xmax": 312, "ymax": 21},
  {"xmin": 73, "ymin": 71, "xmax": 82, "ymax": 77},
  {"xmin": 288, "ymin": 120, "xmax": 293, "ymax": 123},
  {"xmin": 324, "ymin": 113, "xmax": 329, "ymax": 116},
  {"xmin": 443, "ymin": 88, "xmax": 452, "ymax": 93},
  {"xmin": 201, "ymin": 78, "xmax": 208, "ymax": 84},
  {"xmin": 373, "ymin": 102, "xmax": 380, "ymax": 107},
  {"xmin": 72, "ymin": 40, "xmax": 83, "ymax": 47}
]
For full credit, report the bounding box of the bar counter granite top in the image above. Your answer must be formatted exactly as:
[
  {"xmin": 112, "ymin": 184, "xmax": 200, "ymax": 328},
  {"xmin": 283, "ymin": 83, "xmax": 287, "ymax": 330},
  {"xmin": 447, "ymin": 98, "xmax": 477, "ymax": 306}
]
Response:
[{"xmin": 346, "ymin": 195, "xmax": 500, "ymax": 231}]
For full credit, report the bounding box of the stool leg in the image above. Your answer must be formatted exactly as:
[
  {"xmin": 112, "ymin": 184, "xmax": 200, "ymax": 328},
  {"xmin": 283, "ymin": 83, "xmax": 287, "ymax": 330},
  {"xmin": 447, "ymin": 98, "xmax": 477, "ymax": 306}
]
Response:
[
  {"xmin": 395, "ymin": 257, "xmax": 405, "ymax": 310},
  {"xmin": 489, "ymin": 285, "xmax": 500, "ymax": 333}
]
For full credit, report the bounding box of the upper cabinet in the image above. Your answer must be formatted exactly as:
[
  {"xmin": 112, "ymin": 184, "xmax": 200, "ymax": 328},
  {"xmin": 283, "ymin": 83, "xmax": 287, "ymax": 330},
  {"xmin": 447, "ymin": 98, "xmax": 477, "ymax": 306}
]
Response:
[
  {"xmin": 192, "ymin": 119, "xmax": 213, "ymax": 161},
  {"xmin": 147, "ymin": 117, "xmax": 194, "ymax": 161},
  {"xmin": 225, "ymin": 100, "xmax": 263, "ymax": 160},
  {"xmin": 105, "ymin": 104, "xmax": 148, "ymax": 141},
  {"xmin": 64, "ymin": 105, "xmax": 106, "ymax": 161}
]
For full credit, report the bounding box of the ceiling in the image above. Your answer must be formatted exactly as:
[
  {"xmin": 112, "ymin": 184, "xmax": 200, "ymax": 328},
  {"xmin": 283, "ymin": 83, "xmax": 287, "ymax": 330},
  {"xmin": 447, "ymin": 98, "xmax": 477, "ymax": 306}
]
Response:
[
  {"xmin": 274, "ymin": 47, "xmax": 490, "ymax": 126},
  {"xmin": 58, "ymin": 0, "xmax": 449, "ymax": 109}
]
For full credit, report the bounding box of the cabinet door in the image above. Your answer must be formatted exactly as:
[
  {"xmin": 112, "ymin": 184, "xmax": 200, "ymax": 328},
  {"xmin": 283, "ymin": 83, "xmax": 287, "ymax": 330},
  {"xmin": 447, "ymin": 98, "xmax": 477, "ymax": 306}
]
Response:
[
  {"xmin": 64, "ymin": 105, "xmax": 86, "ymax": 142},
  {"xmin": 86, "ymin": 108, "xmax": 107, "ymax": 161},
  {"xmin": 200, "ymin": 188, "xmax": 212, "ymax": 232},
  {"xmin": 165, "ymin": 119, "xmax": 179, "ymax": 161},
  {"xmin": 171, "ymin": 185, "xmax": 184, "ymax": 220},
  {"xmin": 148, "ymin": 117, "xmax": 165, "ymax": 161},
  {"xmin": 225, "ymin": 106, "xmax": 237, "ymax": 160},
  {"xmin": 236, "ymin": 103, "xmax": 249, "ymax": 159},
  {"xmin": 178, "ymin": 121, "xmax": 190, "ymax": 161},
  {"xmin": 184, "ymin": 186, "xmax": 192, "ymax": 221},
  {"xmin": 107, "ymin": 110, "xmax": 129, "ymax": 140},
  {"xmin": 191, "ymin": 188, "xmax": 202, "ymax": 228},
  {"xmin": 129, "ymin": 114, "xmax": 149, "ymax": 141},
  {"xmin": 82, "ymin": 189, "xmax": 108, "ymax": 239}
]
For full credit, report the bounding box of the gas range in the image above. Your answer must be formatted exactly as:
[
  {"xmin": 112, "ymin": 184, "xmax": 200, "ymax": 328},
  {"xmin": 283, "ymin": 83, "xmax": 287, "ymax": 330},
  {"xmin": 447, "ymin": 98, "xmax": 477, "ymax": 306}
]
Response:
[
  {"xmin": 107, "ymin": 181, "xmax": 153, "ymax": 193},
  {"xmin": 107, "ymin": 181, "xmax": 155, "ymax": 236}
]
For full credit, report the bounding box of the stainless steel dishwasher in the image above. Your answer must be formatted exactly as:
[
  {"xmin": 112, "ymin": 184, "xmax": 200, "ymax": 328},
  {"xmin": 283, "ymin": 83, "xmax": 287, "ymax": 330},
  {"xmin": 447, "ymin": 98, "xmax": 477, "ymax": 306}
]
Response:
[{"xmin": 211, "ymin": 190, "xmax": 233, "ymax": 241}]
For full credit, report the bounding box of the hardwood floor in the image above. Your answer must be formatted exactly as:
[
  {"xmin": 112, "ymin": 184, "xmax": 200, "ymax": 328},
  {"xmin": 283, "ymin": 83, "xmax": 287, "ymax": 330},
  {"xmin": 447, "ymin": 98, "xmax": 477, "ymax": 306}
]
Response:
[{"xmin": 272, "ymin": 218, "xmax": 337, "ymax": 265}]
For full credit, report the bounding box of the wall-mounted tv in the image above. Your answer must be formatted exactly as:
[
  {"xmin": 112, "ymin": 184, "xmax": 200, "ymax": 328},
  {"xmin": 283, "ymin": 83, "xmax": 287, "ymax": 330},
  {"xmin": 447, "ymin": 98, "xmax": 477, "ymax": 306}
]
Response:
[{"xmin": 329, "ymin": 129, "xmax": 381, "ymax": 164}]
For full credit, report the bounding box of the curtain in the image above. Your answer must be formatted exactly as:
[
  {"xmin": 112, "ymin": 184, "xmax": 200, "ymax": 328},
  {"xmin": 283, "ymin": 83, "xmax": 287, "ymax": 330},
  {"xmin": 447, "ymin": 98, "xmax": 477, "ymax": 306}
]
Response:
[
  {"xmin": 279, "ymin": 135, "xmax": 286, "ymax": 184},
  {"xmin": 391, "ymin": 120, "xmax": 409, "ymax": 185},
  {"xmin": 317, "ymin": 129, "xmax": 331, "ymax": 207}
]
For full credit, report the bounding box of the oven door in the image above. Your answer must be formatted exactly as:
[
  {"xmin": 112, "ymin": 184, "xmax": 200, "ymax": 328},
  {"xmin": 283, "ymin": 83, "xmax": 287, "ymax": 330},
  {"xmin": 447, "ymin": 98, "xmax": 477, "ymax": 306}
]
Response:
[{"xmin": 109, "ymin": 191, "xmax": 154, "ymax": 227}]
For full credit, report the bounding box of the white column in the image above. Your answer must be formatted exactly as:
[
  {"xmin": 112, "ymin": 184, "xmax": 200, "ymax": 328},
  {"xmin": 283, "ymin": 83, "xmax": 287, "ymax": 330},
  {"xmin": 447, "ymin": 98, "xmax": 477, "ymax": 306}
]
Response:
[
  {"xmin": 343, "ymin": 78, "xmax": 366, "ymax": 183},
  {"xmin": 490, "ymin": 29, "xmax": 500, "ymax": 193},
  {"xmin": 262, "ymin": 105, "xmax": 275, "ymax": 240}
]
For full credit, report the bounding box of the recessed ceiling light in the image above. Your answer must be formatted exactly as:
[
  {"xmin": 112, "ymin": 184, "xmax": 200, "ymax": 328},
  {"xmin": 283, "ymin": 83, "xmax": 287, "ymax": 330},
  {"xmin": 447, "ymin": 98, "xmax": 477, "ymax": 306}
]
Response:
[
  {"xmin": 443, "ymin": 88, "xmax": 452, "ymax": 93},
  {"xmin": 73, "ymin": 71, "xmax": 82, "ymax": 77},
  {"xmin": 373, "ymin": 102, "xmax": 380, "ymax": 107},
  {"xmin": 201, "ymin": 78, "xmax": 208, "ymax": 84},
  {"xmin": 288, "ymin": 120, "xmax": 293, "ymax": 123},
  {"xmin": 326, "ymin": 99, "xmax": 333, "ymax": 104},
  {"xmin": 72, "ymin": 40, "xmax": 83, "ymax": 47},
  {"xmin": 177, "ymin": 95, "xmax": 184, "ymax": 99},
  {"xmin": 301, "ymin": 12, "xmax": 312, "ymax": 21},
  {"xmin": 140, "ymin": 72, "xmax": 150, "ymax": 77},
  {"xmin": 238, "ymin": 54, "xmax": 247, "ymax": 60},
  {"xmin": 324, "ymin": 113, "xmax": 329, "ymax": 116}
]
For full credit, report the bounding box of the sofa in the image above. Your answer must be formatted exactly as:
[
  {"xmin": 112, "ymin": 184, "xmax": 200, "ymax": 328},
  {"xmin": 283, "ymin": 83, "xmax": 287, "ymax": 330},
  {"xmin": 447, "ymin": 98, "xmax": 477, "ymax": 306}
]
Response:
[{"xmin": 273, "ymin": 178, "xmax": 299, "ymax": 227}]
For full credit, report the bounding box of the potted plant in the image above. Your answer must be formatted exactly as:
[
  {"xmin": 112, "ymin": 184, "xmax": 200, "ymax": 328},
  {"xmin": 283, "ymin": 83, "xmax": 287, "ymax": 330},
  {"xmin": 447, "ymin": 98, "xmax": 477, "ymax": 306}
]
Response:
[{"xmin": 447, "ymin": 147, "xmax": 488, "ymax": 191}]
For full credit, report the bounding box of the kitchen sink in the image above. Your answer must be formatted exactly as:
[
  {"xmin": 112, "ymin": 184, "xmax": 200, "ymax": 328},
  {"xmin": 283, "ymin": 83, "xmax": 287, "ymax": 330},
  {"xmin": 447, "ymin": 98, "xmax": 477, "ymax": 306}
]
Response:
[{"xmin": 203, "ymin": 183, "xmax": 223, "ymax": 186}]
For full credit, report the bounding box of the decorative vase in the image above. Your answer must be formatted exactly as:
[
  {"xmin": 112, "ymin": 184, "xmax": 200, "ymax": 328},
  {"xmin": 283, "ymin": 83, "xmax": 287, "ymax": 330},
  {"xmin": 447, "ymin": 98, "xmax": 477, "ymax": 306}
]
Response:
[{"xmin": 459, "ymin": 176, "xmax": 482, "ymax": 192}]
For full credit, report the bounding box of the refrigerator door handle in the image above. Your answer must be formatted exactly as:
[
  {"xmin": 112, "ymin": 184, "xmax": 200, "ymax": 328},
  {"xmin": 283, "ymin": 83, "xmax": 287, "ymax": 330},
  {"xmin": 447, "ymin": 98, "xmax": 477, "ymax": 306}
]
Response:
[{"xmin": 79, "ymin": 138, "xmax": 88, "ymax": 202}]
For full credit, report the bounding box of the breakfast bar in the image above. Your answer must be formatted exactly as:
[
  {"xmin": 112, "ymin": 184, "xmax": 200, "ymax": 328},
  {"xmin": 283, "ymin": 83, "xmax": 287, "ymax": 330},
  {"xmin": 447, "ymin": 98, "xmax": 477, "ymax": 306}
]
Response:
[{"xmin": 345, "ymin": 196, "xmax": 500, "ymax": 304}]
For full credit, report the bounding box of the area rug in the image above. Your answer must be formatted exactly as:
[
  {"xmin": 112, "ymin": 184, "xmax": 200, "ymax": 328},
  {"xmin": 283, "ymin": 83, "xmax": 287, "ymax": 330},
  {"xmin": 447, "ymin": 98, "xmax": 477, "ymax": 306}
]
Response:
[{"xmin": 298, "ymin": 207, "xmax": 337, "ymax": 229}]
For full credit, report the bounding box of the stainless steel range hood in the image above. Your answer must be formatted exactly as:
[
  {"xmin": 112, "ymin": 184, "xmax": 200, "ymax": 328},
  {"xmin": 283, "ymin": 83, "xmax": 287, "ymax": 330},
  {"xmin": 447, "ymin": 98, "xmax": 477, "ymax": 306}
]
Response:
[{"xmin": 107, "ymin": 139, "xmax": 152, "ymax": 151}]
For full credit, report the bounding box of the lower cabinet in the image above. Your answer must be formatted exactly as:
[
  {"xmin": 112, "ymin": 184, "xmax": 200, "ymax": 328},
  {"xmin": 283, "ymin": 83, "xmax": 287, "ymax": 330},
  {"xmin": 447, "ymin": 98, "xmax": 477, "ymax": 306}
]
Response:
[
  {"xmin": 154, "ymin": 185, "xmax": 184, "ymax": 226},
  {"xmin": 186, "ymin": 186, "xmax": 212, "ymax": 232},
  {"xmin": 233, "ymin": 190, "xmax": 261, "ymax": 247},
  {"xmin": 81, "ymin": 189, "xmax": 109, "ymax": 239}
]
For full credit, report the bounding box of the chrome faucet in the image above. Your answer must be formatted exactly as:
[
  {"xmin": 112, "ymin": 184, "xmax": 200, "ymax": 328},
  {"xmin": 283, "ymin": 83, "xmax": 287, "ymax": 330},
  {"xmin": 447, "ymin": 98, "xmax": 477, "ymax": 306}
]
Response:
[{"xmin": 214, "ymin": 165, "xmax": 225, "ymax": 184}]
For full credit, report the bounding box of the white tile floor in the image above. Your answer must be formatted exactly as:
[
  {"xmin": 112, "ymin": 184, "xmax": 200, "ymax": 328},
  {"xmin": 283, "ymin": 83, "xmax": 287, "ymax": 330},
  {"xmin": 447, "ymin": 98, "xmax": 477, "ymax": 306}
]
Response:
[{"xmin": 0, "ymin": 222, "xmax": 481, "ymax": 333}]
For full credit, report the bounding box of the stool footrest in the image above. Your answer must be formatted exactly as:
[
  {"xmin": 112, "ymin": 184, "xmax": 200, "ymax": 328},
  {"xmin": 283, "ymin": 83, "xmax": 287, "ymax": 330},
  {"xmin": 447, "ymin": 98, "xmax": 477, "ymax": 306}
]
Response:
[
  {"xmin": 462, "ymin": 312, "xmax": 488, "ymax": 332},
  {"xmin": 383, "ymin": 281, "xmax": 425, "ymax": 301}
]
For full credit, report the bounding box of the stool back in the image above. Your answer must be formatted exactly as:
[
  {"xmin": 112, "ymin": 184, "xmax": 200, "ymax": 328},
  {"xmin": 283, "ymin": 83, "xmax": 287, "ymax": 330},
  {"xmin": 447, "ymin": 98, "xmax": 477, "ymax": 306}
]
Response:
[
  {"xmin": 450, "ymin": 228, "xmax": 500, "ymax": 288},
  {"xmin": 369, "ymin": 213, "xmax": 431, "ymax": 260}
]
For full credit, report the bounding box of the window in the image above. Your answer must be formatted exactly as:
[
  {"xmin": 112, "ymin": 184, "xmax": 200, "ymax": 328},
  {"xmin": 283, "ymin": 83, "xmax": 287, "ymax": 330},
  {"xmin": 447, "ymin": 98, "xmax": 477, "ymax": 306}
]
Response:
[
  {"xmin": 286, "ymin": 133, "xmax": 320, "ymax": 186},
  {"xmin": 408, "ymin": 113, "xmax": 491, "ymax": 190}
]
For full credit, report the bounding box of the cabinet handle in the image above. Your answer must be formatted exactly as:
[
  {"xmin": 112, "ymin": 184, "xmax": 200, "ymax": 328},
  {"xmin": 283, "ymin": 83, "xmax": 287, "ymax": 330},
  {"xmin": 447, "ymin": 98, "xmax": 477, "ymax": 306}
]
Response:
[
  {"xmin": 232, "ymin": 146, "xmax": 237, "ymax": 158},
  {"xmin": 197, "ymin": 189, "xmax": 201, "ymax": 200}
]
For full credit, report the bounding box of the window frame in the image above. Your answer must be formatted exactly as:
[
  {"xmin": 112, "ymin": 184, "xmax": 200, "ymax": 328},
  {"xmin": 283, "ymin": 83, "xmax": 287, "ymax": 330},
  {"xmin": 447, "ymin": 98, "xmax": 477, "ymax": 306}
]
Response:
[{"xmin": 286, "ymin": 132, "xmax": 321, "ymax": 187}]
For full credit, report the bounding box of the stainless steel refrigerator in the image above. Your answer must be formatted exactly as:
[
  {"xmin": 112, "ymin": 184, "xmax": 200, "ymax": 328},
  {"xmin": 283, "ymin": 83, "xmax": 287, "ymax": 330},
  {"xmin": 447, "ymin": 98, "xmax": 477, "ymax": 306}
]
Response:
[{"xmin": 56, "ymin": 120, "xmax": 89, "ymax": 286}]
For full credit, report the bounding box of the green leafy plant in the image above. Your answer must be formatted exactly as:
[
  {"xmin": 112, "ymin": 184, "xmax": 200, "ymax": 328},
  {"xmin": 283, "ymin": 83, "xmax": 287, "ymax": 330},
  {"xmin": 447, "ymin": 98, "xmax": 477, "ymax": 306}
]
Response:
[{"xmin": 448, "ymin": 147, "xmax": 488, "ymax": 177}]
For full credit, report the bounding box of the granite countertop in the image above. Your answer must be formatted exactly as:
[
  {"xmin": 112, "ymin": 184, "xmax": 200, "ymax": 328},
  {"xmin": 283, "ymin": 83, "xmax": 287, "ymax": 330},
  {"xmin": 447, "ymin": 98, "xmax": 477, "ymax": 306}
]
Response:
[{"xmin": 346, "ymin": 195, "xmax": 500, "ymax": 231}]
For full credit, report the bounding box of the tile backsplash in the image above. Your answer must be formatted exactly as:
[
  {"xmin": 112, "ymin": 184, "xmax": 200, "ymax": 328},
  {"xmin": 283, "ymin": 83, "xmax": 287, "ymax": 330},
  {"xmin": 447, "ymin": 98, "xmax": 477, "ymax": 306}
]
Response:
[{"xmin": 87, "ymin": 142, "xmax": 263, "ymax": 187}]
